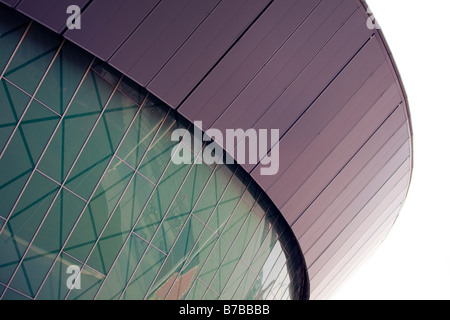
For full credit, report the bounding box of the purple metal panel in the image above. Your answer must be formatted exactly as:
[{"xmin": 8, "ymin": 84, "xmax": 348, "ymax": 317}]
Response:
[
  {"xmin": 265, "ymin": 63, "xmax": 396, "ymax": 206},
  {"xmin": 0, "ymin": 0, "xmax": 20, "ymax": 7},
  {"xmin": 177, "ymin": 0, "xmax": 320, "ymax": 125},
  {"xmin": 306, "ymin": 178, "xmax": 410, "ymax": 284},
  {"xmin": 288, "ymin": 106, "xmax": 406, "ymax": 230},
  {"xmin": 109, "ymin": 0, "xmax": 220, "ymax": 86},
  {"xmin": 146, "ymin": 0, "xmax": 272, "ymax": 108},
  {"xmin": 303, "ymin": 148, "xmax": 411, "ymax": 266},
  {"xmin": 209, "ymin": 0, "xmax": 359, "ymax": 133},
  {"xmin": 310, "ymin": 205, "xmax": 401, "ymax": 299},
  {"xmin": 64, "ymin": 0, "xmax": 160, "ymax": 61},
  {"xmin": 249, "ymin": 38, "xmax": 386, "ymax": 186},
  {"xmin": 16, "ymin": 0, "xmax": 90, "ymax": 33}
]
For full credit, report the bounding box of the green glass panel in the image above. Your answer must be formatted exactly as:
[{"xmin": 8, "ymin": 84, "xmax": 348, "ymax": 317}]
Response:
[
  {"xmin": 5, "ymin": 171, "xmax": 59, "ymax": 253},
  {"xmin": 0, "ymin": 283, "xmax": 5, "ymax": 296},
  {"xmin": 219, "ymin": 260, "xmax": 248, "ymax": 300},
  {"xmin": 65, "ymin": 91, "xmax": 138, "ymax": 200},
  {"xmin": 209, "ymin": 192, "xmax": 262, "ymax": 295},
  {"xmin": 206, "ymin": 168, "xmax": 250, "ymax": 235},
  {"xmin": 116, "ymin": 101, "xmax": 168, "ymax": 170},
  {"xmin": 35, "ymin": 41, "xmax": 93, "ymax": 115},
  {"xmin": 0, "ymin": 79, "xmax": 31, "ymax": 152},
  {"xmin": 192, "ymin": 164, "xmax": 234, "ymax": 223},
  {"xmin": 184, "ymin": 279, "xmax": 208, "ymax": 300},
  {"xmin": 96, "ymin": 233, "xmax": 147, "ymax": 300},
  {"xmin": 203, "ymin": 288, "xmax": 219, "ymax": 300},
  {"xmin": 37, "ymin": 70, "xmax": 114, "ymax": 184},
  {"xmin": 121, "ymin": 246, "xmax": 166, "ymax": 300},
  {"xmin": 35, "ymin": 253, "xmax": 80, "ymax": 300},
  {"xmin": 151, "ymin": 163, "xmax": 212, "ymax": 253},
  {"xmin": 0, "ymin": 223, "xmax": 27, "ymax": 284},
  {"xmin": 66, "ymin": 265, "xmax": 104, "ymax": 300},
  {"xmin": 2, "ymin": 288, "xmax": 30, "ymax": 300},
  {"xmin": 0, "ymin": 101, "xmax": 59, "ymax": 216},
  {"xmin": 134, "ymin": 160, "xmax": 191, "ymax": 242},
  {"xmin": 179, "ymin": 227, "xmax": 218, "ymax": 298},
  {"xmin": 86, "ymin": 173, "xmax": 155, "ymax": 276},
  {"xmin": 9, "ymin": 189, "xmax": 85, "ymax": 298},
  {"xmin": 4, "ymin": 23, "xmax": 60, "ymax": 94},
  {"xmin": 0, "ymin": 9, "xmax": 28, "ymax": 73},
  {"xmin": 137, "ymin": 112, "xmax": 190, "ymax": 184},
  {"xmin": 148, "ymin": 216, "xmax": 206, "ymax": 300},
  {"xmin": 19, "ymin": 100, "xmax": 60, "ymax": 164},
  {"xmin": 64, "ymin": 158, "xmax": 133, "ymax": 263}
]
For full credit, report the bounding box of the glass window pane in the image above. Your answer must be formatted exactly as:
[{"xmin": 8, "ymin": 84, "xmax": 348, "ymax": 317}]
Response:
[
  {"xmin": 35, "ymin": 252, "xmax": 78, "ymax": 300},
  {"xmin": 4, "ymin": 23, "xmax": 60, "ymax": 94},
  {"xmin": 137, "ymin": 112, "xmax": 190, "ymax": 184},
  {"xmin": 95, "ymin": 233, "xmax": 147, "ymax": 300},
  {"xmin": 86, "ymin": 172, "xmax": 155, "ymax": 276},
  {"xmin": 1, "ymin": 288, "xmax": 31, "ymax": 300},
  {"xmin": 151, "ymin": 163, "xmax": 212, "ymax": 253},
  {"xmin": 192, "ymin": 164, "xmax": 235, "ymax": 223},
  {"xmin": 37, "ymin": 70, "xmax": 115, "ymax": 184},
  {"xmin": 64, "ymin": 158, "xmax": 133, "ymax": 263},
  {"xmin": 116, "ymin": 101, "xmax": 168, "ymax": 170},
  {"xmin": 35, "ymin": 42, "xmax": 93, "ymax": 115},
  {"xmin": 66, "ymin": 265, "xmax": 105, "ymax": 300},
  {"xmin": 65, "ymin": 90, "xmax": 138, "ymax": 200},
  {"xmin": 121, "ymin": 245, "xmax": 166, "ymax": 300},
  {"xmin": 9, "ymin": 189, "xmax": 85, "ymax": 298},
  {"xmin": 205, "ymin": 167, "xmax": 250, "ymax": 235},
  {"xmin": 5, "ymin": 171, "xmax": 59, "ymax": 252},
  {"xmin": 134, "ymin": 160, "xmax": 192, "ymax": 242},
  {"xmin": 0, "ymin": 79, "xmax": 31, "ymax": 153}
]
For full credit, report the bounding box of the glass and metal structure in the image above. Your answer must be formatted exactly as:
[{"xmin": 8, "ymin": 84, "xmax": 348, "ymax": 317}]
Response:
[{"xmin": 0, "ymin": 5, "xmax": 309, "ymax": 300}]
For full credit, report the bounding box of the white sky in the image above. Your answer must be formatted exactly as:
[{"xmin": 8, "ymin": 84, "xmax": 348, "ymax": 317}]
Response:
[{"xmin": 331, "ymin": 0, "xmax": 450, "ymax": 300}]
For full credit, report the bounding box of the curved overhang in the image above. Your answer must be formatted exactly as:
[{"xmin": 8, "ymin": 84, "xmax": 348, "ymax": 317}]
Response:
[{"xmin": 2, "ymin": 0, "xmax": 413, "ymax": 299}]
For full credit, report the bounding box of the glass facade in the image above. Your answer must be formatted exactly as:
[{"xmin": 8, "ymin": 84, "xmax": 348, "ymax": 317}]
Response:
[{"xmin": 0, "ymin": 4, "xmax": 308, "ymax": 300}]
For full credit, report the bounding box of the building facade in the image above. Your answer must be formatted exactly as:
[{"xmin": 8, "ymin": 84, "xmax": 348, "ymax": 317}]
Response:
[{"xmin": 0, "ymin": 0, "xmax": 412, "ymax": 300}]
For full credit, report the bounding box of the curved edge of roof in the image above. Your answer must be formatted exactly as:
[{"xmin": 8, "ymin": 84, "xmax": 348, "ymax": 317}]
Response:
[{"xmin": 357, "ymin": 0, "xmax": 414, "ymax": 240}]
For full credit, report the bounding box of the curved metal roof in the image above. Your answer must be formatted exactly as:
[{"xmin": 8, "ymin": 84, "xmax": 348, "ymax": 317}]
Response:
[{"xmin": 2, "ymin": 0, "xmax": 413, "ymax": 299}]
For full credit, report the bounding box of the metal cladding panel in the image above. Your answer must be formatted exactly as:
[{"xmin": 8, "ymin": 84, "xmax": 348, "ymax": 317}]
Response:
[
  {"xmin": 6, "ymin": 0, "xmax": 414, "ymax": 299},
  {"xmin": 289, "ymin": 108, "xmax": 407, "ymax": 234},
  {"xmin": 146, "ymin": 0, "xmax": 272, "ymax": 107},
  {"xmin": 64, "ymin": 0, "xmax": 160, "ymax": 61},
  {"xmin": 303, "ymin": 144, "xmax": 411, "ymax": 271},
  {"xmin": 306, "ymin": 166, "xmax": 411, "ymax": 278},
  {"xmin": 298, "ymin": 132, "xmax": 411, "ymax": 255},
  {"xmin": 267, "ymin": 63, "xmax": 397, "ymax": 207},
  {"xmin": 211, "ymin": 5, "xmax": 369, "ymax": 135},
  {"xmin": 176, "ymin": 0, "xmax": 321, "ymax": 126},
  {"xmin": 109, "ymin": 0, "xmax": 220, "ymax": 85},
  {"xmin": 16, "ymin": 0, "xmax": 90, "ymax": 33},
  {"xmin": 311, "ymin": 205, "xmax": 402, "ymax": 299}
]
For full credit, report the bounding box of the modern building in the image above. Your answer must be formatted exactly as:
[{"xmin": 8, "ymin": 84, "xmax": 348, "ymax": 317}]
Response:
[{"xmin": 0, "ymin": 0, "xmax": 413, "ymax": 300}]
